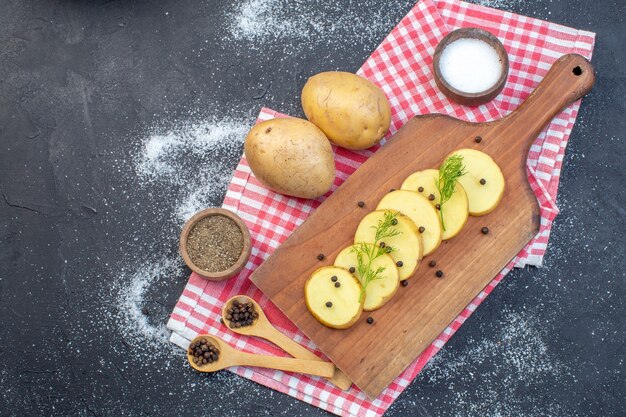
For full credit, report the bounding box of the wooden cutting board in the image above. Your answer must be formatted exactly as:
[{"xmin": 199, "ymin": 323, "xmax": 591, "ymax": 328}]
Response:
[{"xmin": 250, "ymin": 54, "xmax": 595, "ymax": 398}]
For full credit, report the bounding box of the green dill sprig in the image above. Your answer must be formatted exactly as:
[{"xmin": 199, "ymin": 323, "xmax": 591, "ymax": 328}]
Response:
[
  {"xmin": 435, "ymin": 155, "xmax": 466, "ymax": 231},
  {"xmin": 351, "ymin": 211, "xmax": 401, "ymax": 302}
]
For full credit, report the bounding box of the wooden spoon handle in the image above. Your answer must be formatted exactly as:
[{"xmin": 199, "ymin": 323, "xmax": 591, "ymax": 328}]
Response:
[
  {"xmin": 502, "ymin": 53, "xmax": 595, "ymax": 154},
  {"xmin": 237, "ymin": 351, "xmax": 335, "ymax": 378},
  {"xmin": 262, "ymin": 324, "xmax": 353, "ymax": 390}
]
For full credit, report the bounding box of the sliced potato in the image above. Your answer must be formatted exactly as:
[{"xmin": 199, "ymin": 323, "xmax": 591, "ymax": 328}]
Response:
[
  {"xmin": 304, "ymin": 266, "xmax": 363, "ymax": 329},
  {"xmin": 447, "ymin": 149, "xmax": 505, "ymax": 216},
  {"xmin": 401, "ymin": 169, "xmax": 469, "ymax": 240},
  {"xmin": 354, "ymin": 210, "xmax": 422, "ymax": 280},
  {"xmin": 377, "ymin": 190, "xmax": 442, "ymax": 256},
  {"xmin": 334, "ymin": 245, "xmax": 399, "ymax": 311}
]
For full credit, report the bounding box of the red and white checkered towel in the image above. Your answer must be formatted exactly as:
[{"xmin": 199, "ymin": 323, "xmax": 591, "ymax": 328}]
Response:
[{"xmin": 167, "ymin": 1, "xmax": 595, "ymax": 415}]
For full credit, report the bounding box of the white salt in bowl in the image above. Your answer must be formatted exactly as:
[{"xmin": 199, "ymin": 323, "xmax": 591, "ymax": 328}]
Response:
[{"xmin": 433, "ymin": 28, "xmax": 509, "ymax": 106}]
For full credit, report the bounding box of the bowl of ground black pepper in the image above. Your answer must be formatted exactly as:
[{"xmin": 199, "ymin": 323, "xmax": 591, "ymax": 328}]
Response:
[{"xmin": 180, "ymin": 208, "xmax": 251, "ymax": 281}]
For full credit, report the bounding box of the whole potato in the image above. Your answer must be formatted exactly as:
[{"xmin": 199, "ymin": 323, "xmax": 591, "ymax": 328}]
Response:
[
  {"xmin": 244, "ymin": 118, "xmax": 335, "ymax": 199},
  {"xmin": 301, "ymin": 71, "xmax": 391, "ymax": 150}
]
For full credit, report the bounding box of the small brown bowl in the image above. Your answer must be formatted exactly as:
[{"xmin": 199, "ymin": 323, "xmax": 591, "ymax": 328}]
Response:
[
  {"xmin": 433, "ymin": 28, "xmax": 509, "ymax": 106},
  {"xmin": 179, "ymin": 208, "xmax": 251, "ymax": 281}
]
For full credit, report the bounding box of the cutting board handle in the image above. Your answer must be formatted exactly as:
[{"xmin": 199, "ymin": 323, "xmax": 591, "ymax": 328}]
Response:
[{"xmin": 502, "ymin": 53, "xmax": 595, "ymax": 145}]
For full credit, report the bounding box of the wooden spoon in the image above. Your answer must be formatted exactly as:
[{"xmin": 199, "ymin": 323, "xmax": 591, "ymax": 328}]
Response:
[
  {"xmin": 222, "ymin": 295, "xmax": 353, "ymax": 390},
  {"xmin": 187, "ymin": 334, "xmax": 334, "ymax": 378}
]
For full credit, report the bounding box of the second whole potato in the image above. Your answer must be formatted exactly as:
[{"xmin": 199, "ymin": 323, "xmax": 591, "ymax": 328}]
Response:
[{"xmin": 244, "ymin": 118, "xmax": 335, "ymax": 199}]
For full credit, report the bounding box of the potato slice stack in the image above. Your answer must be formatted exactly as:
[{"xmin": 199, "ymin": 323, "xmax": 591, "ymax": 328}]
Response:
[{"xmin": 305, "ymin": 150, "xmax": 505, "ymax": 329}]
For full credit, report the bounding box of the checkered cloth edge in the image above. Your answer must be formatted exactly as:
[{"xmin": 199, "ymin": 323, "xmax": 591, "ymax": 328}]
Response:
[{"xmin": 167, "ymin": 1, "xmax": 594, "ymax": 416}]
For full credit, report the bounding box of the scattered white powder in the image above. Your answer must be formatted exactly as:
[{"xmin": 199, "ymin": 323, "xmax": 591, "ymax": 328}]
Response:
[
  {"xmin": 439, "ymin": 38, "xmax": 503, "ymax": 93},
  {"xmin": 469, "ymin": 0, "xmax": 523, "ymax": 9},
  {"xmin": 227, "ymin": 0, "xmax": 413, "ymax": 47},
  {"xmin": 113, "ymin": 259, "xmax": 182, "ymax": 349},
  {"xmin": 136, "ymin": 118, "xmax": 249, "ymax": 223},
  {"xmin": 419, "ymin": 308, "xmax": 570, "ymax": 416},
  {"xmin": 232, "ymin": 0, "xmax": 300, "ymax": 42}
]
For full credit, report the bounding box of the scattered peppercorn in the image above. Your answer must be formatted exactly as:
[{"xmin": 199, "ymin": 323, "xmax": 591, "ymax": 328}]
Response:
[
  {"xmin": 391, "ymin": 218, "xmax": 398, "ymax": 225},
  {"xmin": 436, "ymin": 270, "xmax": 444, "ymax": 278},
  {"xmin": 401, "ymin": 280, "xmax": 408, "ymax": 287},
  {"xmin": 357, "ymin": 201, "xmax": 365, "ymax": 208},
  {"xmin": 334, "ymin": 282, "xmax": 341, "ymax": 288},
  {"xmin": 418, "ymin": 186, "xmax": 424, "ymax": 192},
  {"xmin": 349, "ymin": 267, "xmax": 356, "ymax": 273},
  {"xmin": 379, "ymin": 242, "xmax": 386, "ymax": 248},
  {"xmin": 396, "ymin": 261, "xmax": 403, "ymax": 267},
  {"xmin": 188, "ymin": 338, "xmax": 220, "ymax": 366},
  {"xmin": 480, "ymin": 178, "xmax": 487, "ymax": 185},
  {"xmin": 366, "ymin": 317, "xmax": 374, "ymax": 324},
  {"xmin": 475, "ymin": 136, "xmax": 482, "ymax": 143},
  {"xmin": 325, "ymin": 301, "xmax": 333, "ymax": 307},
  {"xmin": 418, "ymin": 226, "xmax": 425, "ymax": 233},
  {"xmin": 225, "ymin": 299, "xmax": 258, "ymax": 329},
  {"xmin": 317, "ymin": 253, "xmax": 325, "ymax": 261},
  {"xmin": 428, "ymin": 194, "xmax": 435, "ymax": 201},
  {"xmin": 435, "ymin": 204, "xmax": 441, "ymax": 210},
  {"xmin": 331, "ymin": 275, "xmax": 338, "ymax": 282},
  {"xmin": 429, "ymin": 260, "xmax": 437, "ymax": 267},
  {"xmin": 481, "ymin": 227, "xmax": 489, "ymax": 235}
]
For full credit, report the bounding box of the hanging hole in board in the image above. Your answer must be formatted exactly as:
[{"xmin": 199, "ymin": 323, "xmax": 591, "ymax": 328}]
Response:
[{"xmin": 573, "ymin": 66, "xmax": 583, "ymax": 76}]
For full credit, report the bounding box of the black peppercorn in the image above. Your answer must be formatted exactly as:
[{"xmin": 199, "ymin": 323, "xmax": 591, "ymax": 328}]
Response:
[
  {"xmin": 435, "ymin": 204, "xmax": 441, "ymax": 210},
  {"xmin": 349, "ymin": 267, "xmax": 356, "ymax": 273},
  {"xmin": 418, "ymin": 186, "xmax": 424, "ymax": 192},
  {"xmin": 325, "ymin": 301, "xmax": 333, "ymax": 307},
  {"xmin": 481, "ymin": 227, "xmax": 489, "ymax": 235},
  {"xmin": 429, "ymin": 260, "xmax": 436, "ymax": 267},
  {"xmin": 357, "ymin": 201, "xmax": 365, "ymax": 208},
  {"xmin": 428, "ymin": 194, "xmax": 435, "ymax": 201},
  {"xmin": 391, "ymin": 218, "xmax": 398, "ymax": 225},
  {"xmin": 436, "ymin": 270, "xmax": 444, "ymax": 278},
  {"xmin": 317, "ymin": 253, "xmax": 325, "ymax": 261},
  {"xmin": 366, "ymin": 317, "xmax": 374, "ymax": 324},
  {"xmin": 334, "ymin": 282, "xmax": 341, "ymax": 288},
  {"xmin": 226, "ymin": 299, "xmax": 258, "ymax": 329},
  {"xmin": 331, "ymin": 275, "xmax": 338, "ymax": 282},
  {"xmin": 190, "ymin": 338, "xmax": 220, "ymax": 366},
  {"xmin": 480, "ymin": 178, "xmax": 487, "ymax": 185},
  {"xmin": 418, "ymin": 226, "xmax": 425, "ymax": 233},
  {"xmin": 401, "ymin": 280, "xmax": 408, "ymax": 287},
  {"xmin": 396, "ymin": 260, "xmax": 403, "ymax": 267},
  {"xmin": 475, "ymin": 136, "xmax": 482, "ymax": 143},
  {"xmin": 380, "ymin": 242, "xmax": 386, "ymax": 248}
]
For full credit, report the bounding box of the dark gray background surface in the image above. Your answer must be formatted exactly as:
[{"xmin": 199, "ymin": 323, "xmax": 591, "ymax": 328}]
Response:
[{"xmin": 0, "ymin": 0, "xmax": 624, "ymax": 416}]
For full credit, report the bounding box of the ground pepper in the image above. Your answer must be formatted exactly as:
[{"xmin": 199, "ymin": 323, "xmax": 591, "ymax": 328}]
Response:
[{"xmin": 186, "ymin": 215, "xmax": 243, "ymax": 273}]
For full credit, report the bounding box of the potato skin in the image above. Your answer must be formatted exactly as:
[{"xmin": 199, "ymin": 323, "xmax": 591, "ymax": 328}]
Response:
[
  {"xmin": 301, "ymin": 71, "xmax": 392, "ymax": 150},
  {"xmin": 244, "ymin": 118, "xmax": 335, "ymax": 199}
]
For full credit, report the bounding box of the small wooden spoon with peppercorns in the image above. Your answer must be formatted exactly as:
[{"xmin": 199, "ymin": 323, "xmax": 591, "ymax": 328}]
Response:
[
  {"xmin": 221, "ymin": 295, "xmax": 353, "ymax": 390},
  {"xmin": 186, "ymin": 335, "xmax": 335, "ymax": 378}
]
